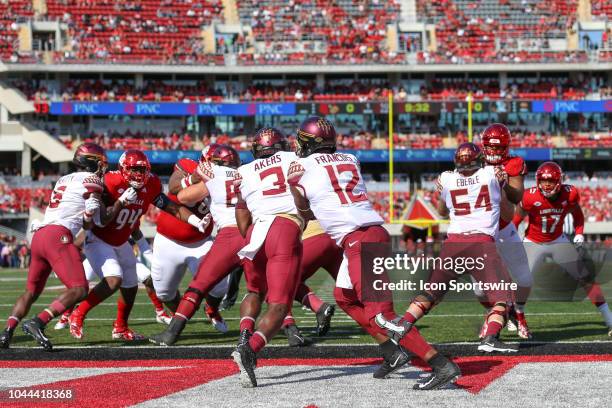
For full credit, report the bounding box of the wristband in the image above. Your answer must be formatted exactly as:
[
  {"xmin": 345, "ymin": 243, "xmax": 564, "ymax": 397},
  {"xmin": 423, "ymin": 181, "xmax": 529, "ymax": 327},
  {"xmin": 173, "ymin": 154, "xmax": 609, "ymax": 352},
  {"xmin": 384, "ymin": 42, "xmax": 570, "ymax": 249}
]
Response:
[
  {"xmin": 181, "ymin": 175, "xmax": 192, "ymax": 189},
  {"xmin": 83, "ymin": 213, "xmax": 93, "ymax": 222},
  {"xmin": 235, "ymin": 202, "xmax": 248, "ymax": 210}
]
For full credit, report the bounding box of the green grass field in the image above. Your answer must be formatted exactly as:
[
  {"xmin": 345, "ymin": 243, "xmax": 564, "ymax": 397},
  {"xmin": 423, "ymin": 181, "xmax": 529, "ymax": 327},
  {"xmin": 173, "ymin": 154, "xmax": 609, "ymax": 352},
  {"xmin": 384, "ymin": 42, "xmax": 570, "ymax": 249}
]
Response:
[{"xmin": 1, "ymin": 267, "xmax": 611, "ymax": 348}]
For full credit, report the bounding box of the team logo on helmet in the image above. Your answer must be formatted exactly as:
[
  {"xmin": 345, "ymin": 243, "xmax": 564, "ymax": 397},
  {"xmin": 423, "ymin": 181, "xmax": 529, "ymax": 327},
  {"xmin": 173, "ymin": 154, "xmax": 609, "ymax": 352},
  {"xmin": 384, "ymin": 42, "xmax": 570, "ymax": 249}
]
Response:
[
  {"xmin": 251, "ymin": 127, "xmax": 289, "ymax": 159},
  {"xmin": 211, "ymin": 144, "xmax": 241, "ymax": 169},
  {"xmin": 296, "ymin": 116, "xmax": 337, "ymax": 157},
  {"xmin": 481, "ymin": 123, "xmax": 511, "ymax": 165},
  {"xmin": 119, "ymin": 150, "xmax": 151, "ymax": 189},
  {"xmin": 536, "ymin": 161, "xmax": 563, "ymax": 198},
  {"xmin": 454, "ymin": 142, "xmax": 483, "ymax": 175},
  {"xmin": 73, "ymin": 142, "xmax": 108, "ymax": 176}
]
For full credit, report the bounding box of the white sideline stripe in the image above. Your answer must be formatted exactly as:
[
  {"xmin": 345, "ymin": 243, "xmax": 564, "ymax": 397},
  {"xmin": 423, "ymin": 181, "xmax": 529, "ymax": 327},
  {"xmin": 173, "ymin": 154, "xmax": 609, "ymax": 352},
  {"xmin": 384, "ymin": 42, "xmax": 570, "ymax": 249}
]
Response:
[{"xmin": 7, "ymin": 340, "xmax": 612, "ymax": 349}]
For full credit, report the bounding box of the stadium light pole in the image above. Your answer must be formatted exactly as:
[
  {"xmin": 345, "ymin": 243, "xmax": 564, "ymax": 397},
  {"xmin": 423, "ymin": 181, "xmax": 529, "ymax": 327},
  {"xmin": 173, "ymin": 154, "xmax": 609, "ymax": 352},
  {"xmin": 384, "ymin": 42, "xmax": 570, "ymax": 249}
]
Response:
[{"xmin": 467, "ymin": 92, "xmax": 473, "ymax": 142}]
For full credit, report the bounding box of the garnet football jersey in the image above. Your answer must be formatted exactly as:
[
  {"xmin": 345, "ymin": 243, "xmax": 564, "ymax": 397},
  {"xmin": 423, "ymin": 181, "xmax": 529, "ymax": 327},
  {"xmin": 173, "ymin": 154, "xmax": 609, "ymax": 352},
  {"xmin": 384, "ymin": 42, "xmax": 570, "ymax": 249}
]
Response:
[
  {"xmin": 237, "ymin": 151, "xmax": 298, "ymax": 220},
  {"xmin": 203, "ymin": 163, "xmax": 239, "ymax": 229},
  {"xmin": 440, "ymin": 166, "xmax": 502, "ymax": 237},
  {"xmin": 290, "ymin": 152, "xmax": 383, "ymax": 245},
  {"xmin": 522, "ymin": 184, "xmax": 581, "ymax": 243},
  {"xmin": 40, "ymin": 171, "xmax": 103, "ymax": 237},
  {"xmin": 93, "ymin": 171, "xmax": 162, "ymax": 246},
  {"xmin": 156, "ymin": 158, "xmax": 212, "ymax": 243}
]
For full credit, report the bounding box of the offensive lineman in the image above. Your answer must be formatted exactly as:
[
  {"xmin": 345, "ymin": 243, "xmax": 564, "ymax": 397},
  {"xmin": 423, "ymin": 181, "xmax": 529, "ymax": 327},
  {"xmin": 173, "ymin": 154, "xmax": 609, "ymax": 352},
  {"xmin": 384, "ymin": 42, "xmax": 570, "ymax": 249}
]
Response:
[
  {"xmin": 288, "ymin": 117, "xmax": 460, "ymax": 390},
  {"xmin": 68, "ymin": 150, "xmax": 211, "ymax": 340},
  {"xmin": 0, "ymin": 143, "xmax": 107, "ymax": 350},
  {"xmin": 514, "ymin": 161, "xmax": 612, "ymax": 335},
  {"xmin": 376, "ymin": 143, "xmax": 517, "ymax": 354}
]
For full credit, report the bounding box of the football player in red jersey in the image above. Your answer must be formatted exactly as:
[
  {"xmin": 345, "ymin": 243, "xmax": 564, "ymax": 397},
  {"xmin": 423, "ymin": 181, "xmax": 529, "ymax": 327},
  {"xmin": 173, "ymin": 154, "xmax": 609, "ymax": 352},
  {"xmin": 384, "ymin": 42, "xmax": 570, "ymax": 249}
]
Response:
[
  {"xmin": 68, "ymin": 150, "xmax": 211, "ymax": 341},
  {"xmin": 514, "ymin": 162, "xmax": 612, "ymax": 335},
  {"xmin": 149, "ymin": 149, "xmax": 230, "ymax": 333},
  {"xmin": 0, "ymin": 143, "xmax": 107, "ymax": 350},
  {"xmin": 480, "ymin": 123, "xmax": 533, "ymax": 339}
]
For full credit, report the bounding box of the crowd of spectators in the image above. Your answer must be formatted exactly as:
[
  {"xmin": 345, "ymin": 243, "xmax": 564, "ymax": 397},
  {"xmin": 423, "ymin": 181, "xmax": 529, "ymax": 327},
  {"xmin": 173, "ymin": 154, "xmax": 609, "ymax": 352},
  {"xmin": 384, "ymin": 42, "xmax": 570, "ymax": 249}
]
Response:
[{"xmin": 0, "ymin": 234, "xmax": 29, "ymax": 268}]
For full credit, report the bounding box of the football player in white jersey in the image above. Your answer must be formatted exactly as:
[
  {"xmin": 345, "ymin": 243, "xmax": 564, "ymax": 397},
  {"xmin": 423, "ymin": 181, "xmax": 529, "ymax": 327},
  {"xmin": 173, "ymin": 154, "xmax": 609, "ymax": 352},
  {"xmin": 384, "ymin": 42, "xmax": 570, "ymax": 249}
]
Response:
[
  {"xmin": 288, "ymin": 117, "xmax": 460, "ymax": 390},
  {"xmin": 149, "ymin": 144, "xmax": 243, "ymax": 346},
  {"xmin": 0, "ymin": 143, "xmax": 107, "ymax": 350},
  {"xmin": 376, "ymin": 143, "xmax": 517, "ymax": 354},
  {"xmin": 231, "ymin": 128, "xmax": 304, "ymax": 388}
]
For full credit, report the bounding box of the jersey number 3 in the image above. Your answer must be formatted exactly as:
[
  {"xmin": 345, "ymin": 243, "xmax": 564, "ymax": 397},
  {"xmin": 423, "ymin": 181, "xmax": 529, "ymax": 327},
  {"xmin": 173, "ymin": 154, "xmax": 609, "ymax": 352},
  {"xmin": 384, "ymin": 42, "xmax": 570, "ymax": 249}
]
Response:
[{"xmin": 450, "ymin": 185, "xmax": 492, "ymax": 216}]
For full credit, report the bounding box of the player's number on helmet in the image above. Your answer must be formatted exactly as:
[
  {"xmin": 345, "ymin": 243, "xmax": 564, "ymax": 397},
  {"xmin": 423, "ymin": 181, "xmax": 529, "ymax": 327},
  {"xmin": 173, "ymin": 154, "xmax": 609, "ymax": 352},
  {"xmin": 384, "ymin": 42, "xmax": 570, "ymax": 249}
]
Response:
[
  {"xmin": 449, "ymin": 186, "xmax": 492, "ymax": 216},
  {"xmin": 324, "ymin": 164, "xmax": 367, "ymax": 205}
]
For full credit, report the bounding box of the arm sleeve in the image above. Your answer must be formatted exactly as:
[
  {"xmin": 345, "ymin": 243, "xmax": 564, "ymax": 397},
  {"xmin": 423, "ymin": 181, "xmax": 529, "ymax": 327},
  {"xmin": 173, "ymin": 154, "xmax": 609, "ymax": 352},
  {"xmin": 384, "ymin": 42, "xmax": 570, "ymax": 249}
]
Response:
[{"xmin": 570, "ymin": 187, "xmax": 584, "ymax": 234}]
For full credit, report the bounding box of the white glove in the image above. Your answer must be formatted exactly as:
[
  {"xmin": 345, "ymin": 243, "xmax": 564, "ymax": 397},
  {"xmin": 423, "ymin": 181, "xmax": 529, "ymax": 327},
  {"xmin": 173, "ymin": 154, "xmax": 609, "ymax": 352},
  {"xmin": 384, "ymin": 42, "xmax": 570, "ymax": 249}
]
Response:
[
  {"xmin": 573, "ymin": 234, "xmax": 584, "ymax": 247},
  {"xmin": 494, "ymin": 166, "xmax": 509, "ymax": 185},
  {"xmin": 188, "ymin": 213, "xmax": 212, "ymax": 233},
  {"xmin": 119, "ymin": 187, "xmax": 138, "ymax": 205},
  {"xmin": 84, "ymin": 196, "xmax": 100, "ymax": 221}
]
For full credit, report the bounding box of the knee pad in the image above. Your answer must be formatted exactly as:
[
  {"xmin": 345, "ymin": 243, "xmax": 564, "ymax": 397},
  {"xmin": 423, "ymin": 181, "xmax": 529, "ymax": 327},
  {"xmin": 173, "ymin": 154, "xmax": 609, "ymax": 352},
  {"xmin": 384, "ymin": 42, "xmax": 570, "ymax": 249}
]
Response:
[
  {"xmin": 487, "ymin": 302, "xmax": 507, "ymax": 322},
  {"xmin": 411, "ymin": 291, "xmax": 437, "ymax": 315}
]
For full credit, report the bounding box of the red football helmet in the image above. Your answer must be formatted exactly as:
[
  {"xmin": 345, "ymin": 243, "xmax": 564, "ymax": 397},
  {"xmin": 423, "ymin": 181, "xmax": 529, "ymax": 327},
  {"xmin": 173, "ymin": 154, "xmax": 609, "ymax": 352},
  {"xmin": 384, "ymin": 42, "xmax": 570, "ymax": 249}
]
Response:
[
  {"xmin": 481, "ymin": 123, "xmax": 511, "ymax": 165},
  {"xmin": 119, "ymin": 150, "xmax": 151, "ymax": 189},
  {"xmin": 296, "ymin": 116, "xmax": 337, "ymax": 157},
  {"xmin": 211, "ymin": 144, "xmax": 241, "ymax": 168},
  {"xmin": 536, "ymin": 161, "xmax": 562, "ymax": 198},
  {"xmin": 454, "ymin": 142, "xmax": 484, "ymax": 175},
  {"xmin": 73, "ymin": 142, "xmax": 108, "ymax": 176},
  {"xmin": 251, "ymin": 127, "xmax": 289, "ymax": 159},
  {"xmin": 200, "ymin": 143, "xmax": 221, "ymax": 164}
]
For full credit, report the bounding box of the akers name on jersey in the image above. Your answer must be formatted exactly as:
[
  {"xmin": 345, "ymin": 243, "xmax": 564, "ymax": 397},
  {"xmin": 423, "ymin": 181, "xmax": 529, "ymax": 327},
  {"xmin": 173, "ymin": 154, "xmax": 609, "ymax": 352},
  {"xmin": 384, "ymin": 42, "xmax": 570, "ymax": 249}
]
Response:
[
  {"xmin": 293, "ymin": 152, "xmax": 383, "ymax": 245},
  {"xmin": 522, "ymin": 184, "xmax": 580, "ymax": 243},
  {"xmin": 93, "ymin": 171, "xmax": 162, "ymax": 246},
  {"xmin": 156, "ymin": 158, "xmax": 212, "ymax": 243},
  {"xmin": 237, "ymin": 151, "xmax": 298, "ymax": 220},
  {"xmin": 204, "ymin": 164, "xmax": 239, "ymax": 229},
  {"xmin": 440, "ymin": 166, "xmax": 501, "ymax": 237},
  {"xmin": 40, "ymin": 171, "xmax": 100, "ymax": 237}
]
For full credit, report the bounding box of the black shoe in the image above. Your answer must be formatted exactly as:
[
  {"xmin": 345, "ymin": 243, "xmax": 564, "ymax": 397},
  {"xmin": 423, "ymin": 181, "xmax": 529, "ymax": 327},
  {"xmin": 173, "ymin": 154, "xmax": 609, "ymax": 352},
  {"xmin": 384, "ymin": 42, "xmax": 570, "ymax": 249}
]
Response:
[
  {"xmin": 414, "ymin": 359, "xmax": 461, "ymax": 390},
  {"xmin": 219, "ymin": 298, "xmax": 235, "ymax": 312},
  {"xmin": 237, "ymin": 328, "xmax": 252, "ymax": 347},
  {"xmin": 0, "ymin": 328, "xmax": 13, "ymax": 349},
  {"xmin": 231, "ymin": 343, "xmax": 257, "ymax": 388},
  {"xmin": 22, "ymin": 318, "xmax": 52, "ymax": 351},
  {"xmin": 478, "ymin": 335, "xmax": 519, "ymax": 353},
  {"xmin": 149, "ymin": 317, "xmax": 185, "ymax": 346},
  {"xmin": 284, "ymin": 324, "xmax": 312, "ymax": 347},
  {"xmin": 373, "ymin": 347, "xmax": 410, "ymax": 379},
  {"xmin": 315, "ymin": 303, "xmax": 335, "ymax": 336}
]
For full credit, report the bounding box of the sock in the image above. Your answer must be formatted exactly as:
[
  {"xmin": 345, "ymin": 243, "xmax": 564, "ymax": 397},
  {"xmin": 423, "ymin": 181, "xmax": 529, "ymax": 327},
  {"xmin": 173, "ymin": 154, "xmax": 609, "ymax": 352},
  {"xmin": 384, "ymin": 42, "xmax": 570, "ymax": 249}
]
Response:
[
  {"xmin": 74, "ymin": 291, "xmax": 103, "ymax": 317},
  {"xmin": 115, "ymin": 297, "xmax": 134, "ymax": 329},
  {"xmin": 37, "ymin": 300, "xmax": 67, "ymax": 325},
  {"xmin": 427, "ymin": 353, "xmax": 449, "ymax": 370},
  {"xmin": 248, "ymin": 331, "xmax": 267, "ymax": 353},
  {"xmin": 379, "ymin": 339, "xmax": 397, "ymax": 360},
  {"xmin": 175, "ymin": 289, "xmax": 204, "ymax": 321},
  {"xmin": 402, "ymin": 310, "xmax": 418, "ymax": 324},
  {"xmin": 398, "ymin": 327, "xmax": 434, "ymax": 361},
  {"xmin": 239, "ymin": 316, "xmax": 255, "ymax": 333},
  {"xmin": 301, "ymin": 292, "xmax": 324, "ymax": 314},
  {"xmin": 282, "ymin": 314, "xmax": 296, "ymax": 328},
  {"xmin": 484, "ymin": 320, "xmax": 503, "ymax": 337},
  {"xmin": 5, "ymin": 316, "xmax": 20, "ymax": 331},
  {"xmin": 586, "ymin": 284, "xmax": 606, "ymax": 307},
  {"xmin": 597, "ymin": 303, "xmax": 612, "ymax": 326},
  {"xmin": 147, "ymin": 289, "xmax": 165, "ymax": 312}
]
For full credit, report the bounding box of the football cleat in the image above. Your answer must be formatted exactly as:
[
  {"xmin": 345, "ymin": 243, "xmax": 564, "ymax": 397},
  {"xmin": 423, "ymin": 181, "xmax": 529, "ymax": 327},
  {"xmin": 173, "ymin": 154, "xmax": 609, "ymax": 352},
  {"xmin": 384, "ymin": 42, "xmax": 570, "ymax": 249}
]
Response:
[
  {"xmin": 516, "ymin": 312, "xmax": 533, "ymax": 339},
  {"xmin": 155, "ymin": 309, "xmax": 172, "ymax": 325},
  {"xmin": 0, "ymin": 328, "xmax": 14, "ymax": 349},
  {"xmin": 68, "ymin": 311, "xmax": 84, "ymax": 339},
  {"xmin": 237, "ymin": 328, "xmax": 252, "ymax": 347},
  {"xmin": 478, "ymin": 335, "xmax": 518, "ymax": 353},
  {"xmin": 608, "ymin": 327, "xmax": 611, "ymax": 337},
  {"xmin": 149, "ymin": 317, "xmax": 186, "ymax": 346},
  {"xmin": 54, "ymin": 311, "xmax": 71, "ymax": 330},
  {"xmin": 231, "ymin": 343, "xmax": 258, "ymax": 388},
  {"xmin": 373, "ymin": 347, "xmax": 410, "ymax": 379},
  {"xmin": 374, "ymin": 313, "xmax": 413, "ymax": 344},
  {"xmin": 414, "ymin": 359, "xmax": 461, "ymax": 390},
  {"xmin": 205, "ymin": 306, "xmax": 228, "ymax": 333},
  {"xmin": 285, "ymin": 324, "xmax": 313, "ymax": 347},
  {"xmin": 22, "ymin": 318, "xmax": 53, "ymax": 351},
  {"xmin": 506, "ymin": 305, "xmax": 518, "ymax": 332},
  {"xmin": 112, "ymin": 323, "xmax": 145, "ymax": 341},
  {"xmin": 315, "ymin": 303, "xmax": 335, "ymax": 336}
]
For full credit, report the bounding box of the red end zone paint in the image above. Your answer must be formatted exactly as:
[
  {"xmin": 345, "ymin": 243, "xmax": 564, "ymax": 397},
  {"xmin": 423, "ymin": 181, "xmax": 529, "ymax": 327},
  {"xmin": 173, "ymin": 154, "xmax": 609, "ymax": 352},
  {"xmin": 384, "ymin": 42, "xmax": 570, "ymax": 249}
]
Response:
[{"xmin": 0, "ymin": 355, "xmax": 610, "ymax": 406}]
